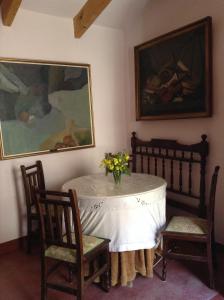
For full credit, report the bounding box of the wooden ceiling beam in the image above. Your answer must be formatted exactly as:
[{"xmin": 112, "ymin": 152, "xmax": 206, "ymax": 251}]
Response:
[
  {"xmin": 1, "ymin": 0, "xmax": 22, "ymax": 26},
  {"xmin": 73, "ymin": 0, "xmax": 111, "ymax": 38}
]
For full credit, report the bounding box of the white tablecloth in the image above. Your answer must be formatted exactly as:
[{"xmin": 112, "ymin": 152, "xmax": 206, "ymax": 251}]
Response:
[{"xmin": 62, "ymin": 173, "xmax": 167, "ymax": 252}]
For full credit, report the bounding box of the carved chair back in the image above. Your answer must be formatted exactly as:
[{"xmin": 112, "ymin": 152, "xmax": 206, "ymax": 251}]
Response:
[
  {"xmin": 20, "ymin": 160, "xmax": 46, "ymax": 253},
  {"xmin": 207, "ymin": 166, "xmax": 220, "ymax": 235},
  {"xmin": 21, "ymin": 160, "xmax": 45, "ymax": 214},
  {"xmin": 131, "ymin": 132, "xmax": 209, "ymax": 217},
  {"xmin": 34, "ymin": 189, "xmax": 83, "ymax": 262}
]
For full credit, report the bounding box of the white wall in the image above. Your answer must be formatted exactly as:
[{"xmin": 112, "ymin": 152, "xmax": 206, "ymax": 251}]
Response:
[
  {"xmin": 2, "ymin": 1, "xmax": 224, "ymax": 246},
  {"xmin": 0, "ymin": 9, "xmax": 128, "ymax": 243},
  {"xmin": 125, "ymin": 0, "xmax": 224, "ymax": 244}
]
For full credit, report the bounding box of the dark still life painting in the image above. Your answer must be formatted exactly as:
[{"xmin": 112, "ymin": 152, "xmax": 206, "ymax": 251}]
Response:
[
  {"xmin": 0, "ymin": 58, "xmax": 95, "ymax": 159},
  {"xmin": 134, "ymin": 17, "xmax": 212, "ymax": 120}
]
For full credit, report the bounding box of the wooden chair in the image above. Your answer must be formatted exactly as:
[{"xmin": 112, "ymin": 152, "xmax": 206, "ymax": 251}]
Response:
[
  {"xmin": 161, "ymin": 166, "xmax": 220, "ymax": 288},
  {"xmin": 20, "ymin": 160, "xmax": 46, "ymax": 253},
  {"xmin": 34, "ymin": 188, "xmax": 111, "ymax": 300}
]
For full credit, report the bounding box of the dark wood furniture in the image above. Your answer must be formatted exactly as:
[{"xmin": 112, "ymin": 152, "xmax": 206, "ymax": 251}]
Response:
[
  {"xmin": 34, "ymin": 188, "xmax": 111, "ymax": 300},
  {"xmin": 131, "ymin": 132, "xmax": 209, "ymax": 217},
  {"xmin": 20, "ymin": 160, "xmax": 46, "ymax": 253},
  {"xmin": 161, "ymin": 166, "xmax": 220, "ymax": 288}
]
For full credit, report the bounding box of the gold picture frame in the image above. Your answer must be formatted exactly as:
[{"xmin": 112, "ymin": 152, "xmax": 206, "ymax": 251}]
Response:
[
  {"xmin": 0, "ymin": 58, "xmax": 95, "ymax": 159},
  {"xmin": 134, "ymin": 17, "xmax": 212, "ymax": 120}
]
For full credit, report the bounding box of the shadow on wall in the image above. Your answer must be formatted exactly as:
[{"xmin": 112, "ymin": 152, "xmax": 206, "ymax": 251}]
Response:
[
  {"xmin": 12, "ymin": 166, "xmax": 27, "ymax": 241},
  {"xmin": 51, "ymin": 163, "xmax": 93, "ymax": 191}
]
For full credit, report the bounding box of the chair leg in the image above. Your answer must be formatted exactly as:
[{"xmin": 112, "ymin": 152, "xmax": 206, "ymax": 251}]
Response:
[
  {"xmin": 67, "ymin": 263, "xmax": 73, "ymax": 282},
  {"xmin": 101, "ymin": 269, "xmax": 111, "ymax": 292},
  {"xmin": 100, "ymin": 249, "xmax": 111, "ymax": 292},
  {"xmin": 77, "ymin": 278, "xmax": 84, "ymax": 300},
  {"xmin": 77, "ymin": 291, "xmax": 84, "ymax": 300},
  {"xmin": 41, "ymin": 257, "xmax": 47, "ymax": 300},
  {"xmin": 77, "ymin": 266, "xmax": 84, "ymax": 300},
  {"xmin": 27, "ymin": 219, "xmax": 32, "ymax": 254},
  {"xmin": 162, "ymin": 256, "xmax": 167, "ymax": 281},
  {"xmin": 162, "ymin": 238, "xmax": 167, "ymax": 281},
  {"xmin": 207, "ymin": 241, "xmax": 215, "ymax": 289},
  {"xmin": 212, "ymin": 233, "xmax": 217, "ymax": 269}
]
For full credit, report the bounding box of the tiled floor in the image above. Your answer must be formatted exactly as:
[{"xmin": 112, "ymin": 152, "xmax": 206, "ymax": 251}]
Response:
[{"xmin": 0, "ymin": 247, "xmax": 224, "ymax": 300}]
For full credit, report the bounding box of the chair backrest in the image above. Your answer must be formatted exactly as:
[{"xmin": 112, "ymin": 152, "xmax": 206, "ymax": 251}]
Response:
[
  {"xmin": 130, "ymin": 132, "xmax": 209, "ymax": 217},
  {"xmin": 207, "ymin": 166, "xmax": 220, "ymax": 234},
  {"xmin": 21, "ymin": 160, "xmax": 46, "ymax": 213},
  {"xmin": 34, "ymin": 189, "xmax": 83, "ymax": 263}
]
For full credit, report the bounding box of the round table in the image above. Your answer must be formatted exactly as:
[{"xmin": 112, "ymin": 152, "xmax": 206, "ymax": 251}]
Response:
[{"xmin": 62, "ymin": 173, "xmax": 167, "ymax": 252}]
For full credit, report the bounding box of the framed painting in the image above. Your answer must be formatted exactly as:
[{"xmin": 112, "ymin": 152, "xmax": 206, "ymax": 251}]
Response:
[
  {"xmin": 0, "ymin": 58, "xmax": 95, "ymax": 159},
  {"xmin": 134, "ymin": 16, "xmax": 212, "ymax": 120}
]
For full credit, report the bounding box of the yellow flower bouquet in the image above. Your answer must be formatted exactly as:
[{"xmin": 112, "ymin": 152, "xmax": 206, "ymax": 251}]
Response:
[{"xmin": 100, "ymin": 152, "xmax": 130, "ymax": 184}]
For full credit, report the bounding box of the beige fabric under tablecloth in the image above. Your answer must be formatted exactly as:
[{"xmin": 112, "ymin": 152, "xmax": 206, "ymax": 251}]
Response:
[{"xmin": 111, "ymin": 248, "xmax": 154, "ymax": 286}]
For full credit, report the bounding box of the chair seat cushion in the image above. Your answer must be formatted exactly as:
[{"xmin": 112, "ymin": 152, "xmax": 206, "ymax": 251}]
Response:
[
  {"xmin": 165, "ymin": 216, "xmax": 208, "ymax": 235},
  {"xmin": 45, "ymin": 234, "xmax": 105, "ymax": 263}
]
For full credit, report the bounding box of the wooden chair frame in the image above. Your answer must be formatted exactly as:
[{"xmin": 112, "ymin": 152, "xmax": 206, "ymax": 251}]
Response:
[
  {"xmin": 161, "ymin": 166, "xmax": 220, "ymax": 288},
  {"xmin": 21, "ymin": 160, "xmax": 45, "ymax": 253},
  {"xmin": 34, "ymin": 188, "xmax": 111, "ymax": 300},
  {"xmin": 131, "ymin": 132, "xmax": 209, "ymax": 217}
]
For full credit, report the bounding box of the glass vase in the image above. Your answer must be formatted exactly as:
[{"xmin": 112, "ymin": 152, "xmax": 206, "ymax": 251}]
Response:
[{"xmin": 113, "ymin": 171, "xmax": 121, "ymax": 184}]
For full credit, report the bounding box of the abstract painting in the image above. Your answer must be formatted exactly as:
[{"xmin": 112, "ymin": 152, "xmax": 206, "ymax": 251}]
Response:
[
  {"xmin": 0, "ymin": 58, "xmax": 95, "ymax": 159},
  {"xmin": 134, "ymin": 17, "xmax": 212, "ymax": 120}
]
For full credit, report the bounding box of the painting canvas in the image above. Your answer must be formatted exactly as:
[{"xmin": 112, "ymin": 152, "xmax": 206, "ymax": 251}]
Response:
[
  {"xmin": 134, "ymin": 17, "xmax": 212, "ymax": 120},
  {"xmin": 0, "ymin": 58, "xmax": 95, "ymax": 159}
]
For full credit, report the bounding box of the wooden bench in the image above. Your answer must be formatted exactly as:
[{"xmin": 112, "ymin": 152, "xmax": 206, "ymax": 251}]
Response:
[{"xmin": 130, "ymin": 132, "xmax": 209, "ymax": 217}]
